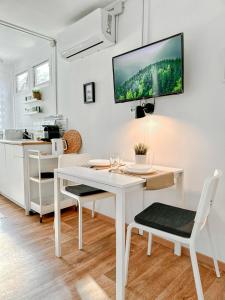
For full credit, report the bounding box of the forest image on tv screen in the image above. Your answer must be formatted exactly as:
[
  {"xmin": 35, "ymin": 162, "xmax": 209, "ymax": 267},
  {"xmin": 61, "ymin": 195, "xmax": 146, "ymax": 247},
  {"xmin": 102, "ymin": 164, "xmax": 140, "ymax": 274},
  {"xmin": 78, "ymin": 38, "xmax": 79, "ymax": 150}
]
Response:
[{"xmin": 113, "ymin": 35, "xmax": 183, "ymax": 101}]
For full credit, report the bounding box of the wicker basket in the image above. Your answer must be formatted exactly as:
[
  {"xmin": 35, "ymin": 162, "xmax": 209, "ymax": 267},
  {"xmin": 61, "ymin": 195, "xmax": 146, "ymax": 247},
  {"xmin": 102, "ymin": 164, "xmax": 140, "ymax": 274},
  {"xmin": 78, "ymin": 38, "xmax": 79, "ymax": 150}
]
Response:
[{"xmin": 63, "ymin": 130, "xmax": 82, "ymax": 154}]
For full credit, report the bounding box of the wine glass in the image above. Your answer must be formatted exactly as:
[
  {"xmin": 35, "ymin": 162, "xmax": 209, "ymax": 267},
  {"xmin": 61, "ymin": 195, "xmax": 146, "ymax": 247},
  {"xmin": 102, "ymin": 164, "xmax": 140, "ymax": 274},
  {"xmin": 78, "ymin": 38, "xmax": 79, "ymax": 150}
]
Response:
[
  {"xmin": 147, "ymin": 151, "xmax": 154, "ymax": 169},
  {"xmin": 110, "ymin": 152, "xmax": 120, "ymax": 169}
]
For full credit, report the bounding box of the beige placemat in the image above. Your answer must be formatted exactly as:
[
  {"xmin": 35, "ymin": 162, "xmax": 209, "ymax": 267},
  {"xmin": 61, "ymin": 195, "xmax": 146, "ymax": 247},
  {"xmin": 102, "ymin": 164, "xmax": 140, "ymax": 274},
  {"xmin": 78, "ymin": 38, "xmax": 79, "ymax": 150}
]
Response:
[{"xmin": 111, "ymin": 168, "xmax": 174, "ymax": 190}]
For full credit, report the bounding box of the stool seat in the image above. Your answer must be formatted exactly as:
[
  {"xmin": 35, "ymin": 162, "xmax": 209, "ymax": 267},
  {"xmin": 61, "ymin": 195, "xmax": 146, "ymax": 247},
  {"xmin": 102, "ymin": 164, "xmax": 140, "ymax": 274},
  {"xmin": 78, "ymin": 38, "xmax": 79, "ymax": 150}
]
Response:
[
  {"xmin": 134, "ymin": 202, "xmax": 196, "ymax": 238},
  {"xmin": 65, "ymin": 184, "xmax": 105, "ymax": 197}
]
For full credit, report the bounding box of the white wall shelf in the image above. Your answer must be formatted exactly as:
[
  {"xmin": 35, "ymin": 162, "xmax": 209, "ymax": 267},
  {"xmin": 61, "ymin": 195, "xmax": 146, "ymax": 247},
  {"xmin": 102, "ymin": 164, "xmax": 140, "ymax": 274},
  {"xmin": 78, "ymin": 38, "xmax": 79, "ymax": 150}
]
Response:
[
  {"xmin": 24, "ymin": 99, "xmax": 44, "ymax": 104},
  {"xmin": 24, "ymin": 111, "xmax": 41, "ymax": 116}
]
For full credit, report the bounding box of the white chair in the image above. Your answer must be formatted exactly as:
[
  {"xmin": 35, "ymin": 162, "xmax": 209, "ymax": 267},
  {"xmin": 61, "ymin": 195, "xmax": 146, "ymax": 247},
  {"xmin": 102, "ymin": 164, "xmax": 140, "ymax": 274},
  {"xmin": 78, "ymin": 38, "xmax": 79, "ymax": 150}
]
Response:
[
  {"xmin": 125, "ymin": 170, "xmax": 222, "ymax": 300},
  {"xmin": 58, "ymin": 153, "xmax": 114, "ymax": 250}
]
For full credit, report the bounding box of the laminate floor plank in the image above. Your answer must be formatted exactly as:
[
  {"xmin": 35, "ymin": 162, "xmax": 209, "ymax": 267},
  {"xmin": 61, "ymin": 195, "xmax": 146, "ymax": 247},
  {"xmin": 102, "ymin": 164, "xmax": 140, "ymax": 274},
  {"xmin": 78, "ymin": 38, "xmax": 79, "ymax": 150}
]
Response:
[{"xmin": 0, "ymin": 195, "xmax": 224, "ymax": 300}]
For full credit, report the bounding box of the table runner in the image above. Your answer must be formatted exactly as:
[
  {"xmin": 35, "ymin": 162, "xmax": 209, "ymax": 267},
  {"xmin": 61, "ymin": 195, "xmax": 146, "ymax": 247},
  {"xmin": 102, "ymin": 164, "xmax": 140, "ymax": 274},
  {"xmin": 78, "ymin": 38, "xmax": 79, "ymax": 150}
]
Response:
[
  {"xmin": 91, "ymin": 165, "xmax": 175, "ymax": 190},
  {"xmin": 113, "ymin": 169, "xmax": 174, "ymax": 190}
]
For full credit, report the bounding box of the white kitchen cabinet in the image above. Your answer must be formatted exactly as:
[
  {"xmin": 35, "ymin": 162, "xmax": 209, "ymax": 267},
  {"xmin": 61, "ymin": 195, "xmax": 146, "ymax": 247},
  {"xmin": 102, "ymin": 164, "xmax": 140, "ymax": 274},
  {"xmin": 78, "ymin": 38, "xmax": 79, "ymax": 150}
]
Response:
[
  {"xmin": 0, "ymin": 141, "xmax": 52, "ymax": 211},
  {"xmin": 4, "ymin": 144, "xmax": 25, "ymax": 207},
  {"xmin": 0, "ymin": 143, "xmax": 6, "ymax": 193}
]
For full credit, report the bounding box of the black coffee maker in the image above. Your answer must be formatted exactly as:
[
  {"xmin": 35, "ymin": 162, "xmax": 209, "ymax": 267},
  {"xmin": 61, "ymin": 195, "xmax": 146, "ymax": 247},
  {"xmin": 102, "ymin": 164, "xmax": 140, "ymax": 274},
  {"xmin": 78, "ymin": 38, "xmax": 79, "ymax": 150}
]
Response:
[{"xmin": 42, "ymin": 125, "xmax": 60, "ymax": 141}]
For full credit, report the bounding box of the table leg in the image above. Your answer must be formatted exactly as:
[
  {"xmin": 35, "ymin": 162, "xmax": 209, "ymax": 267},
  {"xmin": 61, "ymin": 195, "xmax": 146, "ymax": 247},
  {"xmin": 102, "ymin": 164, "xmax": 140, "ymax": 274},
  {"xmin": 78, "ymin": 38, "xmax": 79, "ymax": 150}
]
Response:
[
  {"xmin": 177, "ymin": 172, "xmax": 185, "ymax": 207},
  {"xmin": 174, "ymin": 172, "xmax": 184, "ymax": 256},
  {"xmin": 54, "ymin": 171, "xmax": 61, "ymax": 257},
  {"xmin": 139, "ymin": 188, "xmax": 144, "ymax": 236},
  {"xmin": 116, "ymin": 190, "xmax": 125, "ymax": 300}
]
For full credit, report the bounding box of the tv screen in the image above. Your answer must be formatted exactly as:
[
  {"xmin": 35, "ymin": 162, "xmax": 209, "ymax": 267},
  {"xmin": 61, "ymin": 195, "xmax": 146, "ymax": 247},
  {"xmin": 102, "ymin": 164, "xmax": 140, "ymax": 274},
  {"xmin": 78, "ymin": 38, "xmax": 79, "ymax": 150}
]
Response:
[{"xmin": 112, "ymin": 33, "xmax": 184, "ymax": 103}]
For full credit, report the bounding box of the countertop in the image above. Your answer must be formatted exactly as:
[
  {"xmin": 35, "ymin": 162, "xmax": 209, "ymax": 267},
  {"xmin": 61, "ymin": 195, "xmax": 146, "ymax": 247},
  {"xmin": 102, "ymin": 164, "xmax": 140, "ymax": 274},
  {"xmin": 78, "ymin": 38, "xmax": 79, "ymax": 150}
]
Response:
[{"xmin": 0, "ymin": 139, "xmax": 51, "ymax": 146}]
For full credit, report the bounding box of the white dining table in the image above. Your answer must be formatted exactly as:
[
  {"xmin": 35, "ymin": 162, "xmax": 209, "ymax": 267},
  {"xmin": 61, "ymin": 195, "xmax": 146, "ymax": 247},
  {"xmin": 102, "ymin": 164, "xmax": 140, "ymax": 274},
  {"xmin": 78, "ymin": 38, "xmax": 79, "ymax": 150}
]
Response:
[{"xmin": 54, "ymin": 165, "xmax": 184, "ymax": 300}]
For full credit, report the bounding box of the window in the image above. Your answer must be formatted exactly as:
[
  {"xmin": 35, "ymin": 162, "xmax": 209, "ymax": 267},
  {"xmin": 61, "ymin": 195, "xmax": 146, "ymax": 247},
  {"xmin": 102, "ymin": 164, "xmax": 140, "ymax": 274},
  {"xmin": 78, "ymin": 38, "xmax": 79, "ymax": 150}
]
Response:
[
  {"xmin": 16, "ymin": 71, "xmax": 29, "ymax": 93},
  {"xmin": 34, "ymin": 61, "xmax": 50, "ymax": 86}
]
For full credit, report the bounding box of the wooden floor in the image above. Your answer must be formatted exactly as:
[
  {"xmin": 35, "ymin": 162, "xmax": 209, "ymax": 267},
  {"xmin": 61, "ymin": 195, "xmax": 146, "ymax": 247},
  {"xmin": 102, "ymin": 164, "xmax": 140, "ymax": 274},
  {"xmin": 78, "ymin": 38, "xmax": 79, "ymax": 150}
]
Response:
[{"xmin": 0, "ymin": 196, "xmax": 224, "ymax": 300}]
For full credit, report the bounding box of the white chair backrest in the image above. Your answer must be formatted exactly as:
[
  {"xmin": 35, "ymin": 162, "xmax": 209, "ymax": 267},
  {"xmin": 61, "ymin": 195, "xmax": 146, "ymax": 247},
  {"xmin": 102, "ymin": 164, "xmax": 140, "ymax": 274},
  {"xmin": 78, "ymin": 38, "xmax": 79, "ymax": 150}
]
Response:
[
  {"xmin": 58, "ymin": 153, "xmax": 91, "ymax": 188},
  {"xmin": 58, "ymin": 153, "xmax": 91, "ymax": 168},
  {"xmin": 192, "ymin": 169, "xmax": 222, "ymax": 238}
]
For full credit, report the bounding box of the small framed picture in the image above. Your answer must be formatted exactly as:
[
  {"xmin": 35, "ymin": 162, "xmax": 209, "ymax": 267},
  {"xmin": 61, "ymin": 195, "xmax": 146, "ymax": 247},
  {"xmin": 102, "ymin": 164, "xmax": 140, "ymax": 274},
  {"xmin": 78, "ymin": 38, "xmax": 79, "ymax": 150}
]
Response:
[{"xmin": 83, "ymin": 82, "xmax": 95, "ymax": 103}]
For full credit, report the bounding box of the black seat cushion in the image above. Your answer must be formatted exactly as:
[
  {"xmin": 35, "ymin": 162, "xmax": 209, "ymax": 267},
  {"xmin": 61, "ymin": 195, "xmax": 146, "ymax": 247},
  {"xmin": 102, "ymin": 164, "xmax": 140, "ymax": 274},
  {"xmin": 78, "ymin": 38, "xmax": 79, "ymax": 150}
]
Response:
[
  {"xmin": 134, "ymin": 202, "xmax": 196, "ymax": 238},
  {"xmin": 41, "ymin": 172, "xmax": 54, "ymax": 179},
  {"xmin": 65, "ymin": 184, "xmax": 105, "ymax": 197}
]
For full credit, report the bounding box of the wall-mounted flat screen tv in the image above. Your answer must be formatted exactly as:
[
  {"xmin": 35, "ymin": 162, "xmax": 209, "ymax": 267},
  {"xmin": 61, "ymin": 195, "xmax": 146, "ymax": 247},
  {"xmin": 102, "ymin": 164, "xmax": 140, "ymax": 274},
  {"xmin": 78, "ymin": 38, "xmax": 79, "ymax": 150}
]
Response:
[{"xmin": 112, "ymin": 33, "xmax": 184, "ymax": 103}]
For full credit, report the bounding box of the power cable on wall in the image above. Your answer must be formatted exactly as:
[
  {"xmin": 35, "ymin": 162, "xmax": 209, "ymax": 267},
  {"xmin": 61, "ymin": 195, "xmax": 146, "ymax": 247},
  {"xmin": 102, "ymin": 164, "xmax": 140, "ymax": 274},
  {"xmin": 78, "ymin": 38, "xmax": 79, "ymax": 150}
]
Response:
[
  {"xmin": 137, "ymin": 0, "xmax": 146, "ymax": 108},
  {"xmin": 141, "ymin": 0, "xmax": 155, "ymax": 110},
  {"xmin": 141, "ymin": 0, "xmax": 145, "ymax": 46},
  {"xmin": 53, "ymin": 43, "xmax": 59, "ymax": 115},
  {"xmin": 0, "ymin": 19, "xmax": 54, "ymax": 42},
  {"xmin": 141, "ymin": 0, "xmax": 151, "ymax": 46},
  {"xmin": 115, "ymin": 15, "xmax": 120, "ymax": 43}
]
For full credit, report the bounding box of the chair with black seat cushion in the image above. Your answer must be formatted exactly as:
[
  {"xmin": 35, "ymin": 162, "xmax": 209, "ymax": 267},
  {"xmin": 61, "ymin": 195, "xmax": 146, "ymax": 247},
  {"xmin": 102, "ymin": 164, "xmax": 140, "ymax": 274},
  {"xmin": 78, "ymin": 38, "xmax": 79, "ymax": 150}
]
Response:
[
  {"xmin": 125, "ymin": 170, "xmax": 222, "ymax": 300},
  {"xmin": 58, "ymin": 153, "xmax": 114, "ymax": 250},
  {"xmin": 65, "ymin": 185, "xmax": 105, "ymax": 197}
]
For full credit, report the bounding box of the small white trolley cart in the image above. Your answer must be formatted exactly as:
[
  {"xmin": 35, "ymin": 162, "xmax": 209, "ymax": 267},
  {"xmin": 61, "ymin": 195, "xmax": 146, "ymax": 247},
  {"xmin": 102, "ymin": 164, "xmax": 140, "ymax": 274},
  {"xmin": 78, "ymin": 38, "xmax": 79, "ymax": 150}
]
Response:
[{"xmin": 27, "ymin": 150, "xmax": 74, "ymax": 222}]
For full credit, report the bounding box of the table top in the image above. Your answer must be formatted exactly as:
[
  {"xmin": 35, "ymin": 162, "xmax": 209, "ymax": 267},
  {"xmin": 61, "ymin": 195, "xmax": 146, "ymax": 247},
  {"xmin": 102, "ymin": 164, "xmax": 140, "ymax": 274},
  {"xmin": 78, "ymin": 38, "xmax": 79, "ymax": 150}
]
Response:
[
  {"xmin": 0, "ymin": 139, "xmax": 50, "ymax": 146},
  {"xmin": 56, "ymin": 165, "xmax": 183, "ymax": 189},
  {"xmin": 57, "ymin": 166, "xmax": 146, "ymax": 188}
]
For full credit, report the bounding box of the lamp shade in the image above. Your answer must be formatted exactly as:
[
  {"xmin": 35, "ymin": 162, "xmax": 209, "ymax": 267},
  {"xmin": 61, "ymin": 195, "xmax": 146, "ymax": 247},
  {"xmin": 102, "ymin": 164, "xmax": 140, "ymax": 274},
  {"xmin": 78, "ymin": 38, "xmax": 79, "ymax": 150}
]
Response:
[
  {"xmin": 135, "ymin": 105, "xmax": 145, "ymax": 119},
  {"xmin": 144, "ymin": 103, "xmax": 155, "ymax": 114}
]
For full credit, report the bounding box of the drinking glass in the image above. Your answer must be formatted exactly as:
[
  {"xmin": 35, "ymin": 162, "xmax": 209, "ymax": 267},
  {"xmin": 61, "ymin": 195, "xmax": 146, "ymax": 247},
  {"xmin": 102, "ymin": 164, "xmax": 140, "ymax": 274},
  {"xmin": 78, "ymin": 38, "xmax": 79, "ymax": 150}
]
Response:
[
  {"xmin": 110, "ymin": 152, "xmax": 120, "ymax": 168},
  {"xmin": 147, "ymin": 151, "xmax": 154, "ymax": 169}
]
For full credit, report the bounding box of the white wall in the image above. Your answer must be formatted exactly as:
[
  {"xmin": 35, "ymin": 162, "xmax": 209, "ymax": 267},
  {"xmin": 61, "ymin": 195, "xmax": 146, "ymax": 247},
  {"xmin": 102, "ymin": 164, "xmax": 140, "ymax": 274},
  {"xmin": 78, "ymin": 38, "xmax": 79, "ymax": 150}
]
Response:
[
  {"xmin": 58, "ymin": 0, "xmax": 225, "ymax": 261},
  {"xmin": 13, "ymin": 43, "xmax": 56, "ymax": 129},
  {"xmin": 0, "ymin": 63, "xmax": 13, "ymax": 129},
  {"xmin": 149, "ymin": 0, "xmax": 225, "ymax": 261}
]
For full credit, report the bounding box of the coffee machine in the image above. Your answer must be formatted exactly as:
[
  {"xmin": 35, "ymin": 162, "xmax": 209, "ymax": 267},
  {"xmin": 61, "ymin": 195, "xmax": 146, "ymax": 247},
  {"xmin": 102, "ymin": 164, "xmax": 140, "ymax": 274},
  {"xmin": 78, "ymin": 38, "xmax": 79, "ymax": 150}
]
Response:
[{"xmin": 42, "ymin": 125, "xmax": 60, "ymax": 141}]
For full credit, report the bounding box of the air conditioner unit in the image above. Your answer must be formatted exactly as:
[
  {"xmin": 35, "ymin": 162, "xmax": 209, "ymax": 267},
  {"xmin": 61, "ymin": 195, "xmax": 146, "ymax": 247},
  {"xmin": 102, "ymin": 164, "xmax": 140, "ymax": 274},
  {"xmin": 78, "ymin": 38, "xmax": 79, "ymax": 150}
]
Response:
[{"xmin": 57, "ymin": 8, "xmax": 116, "ymax": 61}]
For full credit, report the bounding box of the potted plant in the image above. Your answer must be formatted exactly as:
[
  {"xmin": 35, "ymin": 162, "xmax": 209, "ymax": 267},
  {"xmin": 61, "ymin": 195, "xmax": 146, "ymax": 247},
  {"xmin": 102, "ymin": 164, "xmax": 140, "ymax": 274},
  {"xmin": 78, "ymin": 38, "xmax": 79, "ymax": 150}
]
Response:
[
  {"xmin": 32, "ymin": 88, "xmax": 42, "ymax": 100},
  {"xmin": 134, "ymin": 143, "xmax": 148, "ymax": 164}
]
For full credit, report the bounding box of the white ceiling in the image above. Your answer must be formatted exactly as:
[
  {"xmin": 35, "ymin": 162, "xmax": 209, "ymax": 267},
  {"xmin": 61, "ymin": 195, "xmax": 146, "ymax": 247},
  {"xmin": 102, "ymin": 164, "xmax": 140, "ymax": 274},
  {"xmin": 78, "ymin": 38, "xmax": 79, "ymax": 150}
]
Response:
[
  {"xmin": 0, "ymin": 0, "xmax": 112, "ymax": 63},
  {"xmin": 0, "ymin": 0, "xmax": 112, "ymax": 36},
  {"xmin": 0, "ymin": 26, "xmax": 48, "ymax": 63}
]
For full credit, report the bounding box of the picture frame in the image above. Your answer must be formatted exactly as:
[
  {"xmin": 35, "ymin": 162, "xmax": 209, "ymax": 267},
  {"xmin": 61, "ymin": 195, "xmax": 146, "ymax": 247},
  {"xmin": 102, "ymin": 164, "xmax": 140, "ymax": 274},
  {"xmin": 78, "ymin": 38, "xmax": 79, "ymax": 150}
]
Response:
[{"xmin": 83, "ymin": 82, "xmax": 95, "ymax": 103}]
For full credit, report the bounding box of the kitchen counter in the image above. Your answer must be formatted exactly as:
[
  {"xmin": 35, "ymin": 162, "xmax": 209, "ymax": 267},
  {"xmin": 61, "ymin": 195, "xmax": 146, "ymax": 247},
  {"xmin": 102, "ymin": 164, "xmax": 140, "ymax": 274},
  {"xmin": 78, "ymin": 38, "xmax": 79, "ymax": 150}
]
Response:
[
  {"xmin": 0, "ymin": 140, "xmax": 52, "ymax": 211},
  {"xmin": 0, "ymin": 139, "xmax": 51, "ymax": 146}
]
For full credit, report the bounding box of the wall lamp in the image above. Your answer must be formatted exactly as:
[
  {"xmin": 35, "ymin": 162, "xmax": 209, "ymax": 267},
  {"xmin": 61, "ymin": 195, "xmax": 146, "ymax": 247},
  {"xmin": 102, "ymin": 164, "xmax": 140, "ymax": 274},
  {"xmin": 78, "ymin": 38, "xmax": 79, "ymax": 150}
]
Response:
[{"xmin": 135, "ymin": 99, "xmax": 155, "ymax": 119}]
